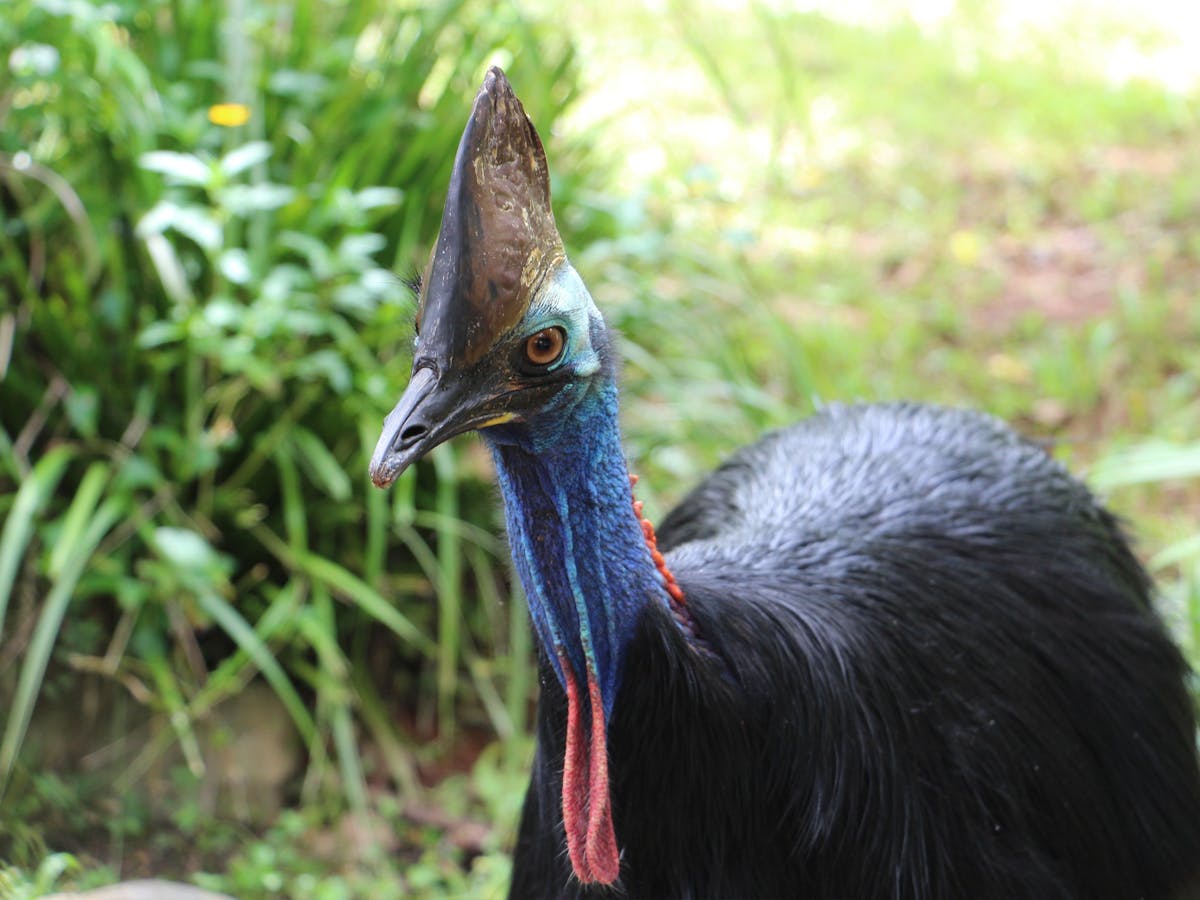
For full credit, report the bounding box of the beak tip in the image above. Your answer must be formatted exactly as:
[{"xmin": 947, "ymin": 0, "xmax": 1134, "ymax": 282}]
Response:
[
  {"xmin": 369, "ymin": 468, "xmax": 395, "ymax": 490},
  {"xmin": 369, "ymin": 367, "xmax": 441, "ymax": 489},
  {"xmin": 369, "ymin": 441, "xmax": 411, "ymax": 489},
  {"xmin": 367, "ymin": 456, "xmax": 396, "ymax": 489}
]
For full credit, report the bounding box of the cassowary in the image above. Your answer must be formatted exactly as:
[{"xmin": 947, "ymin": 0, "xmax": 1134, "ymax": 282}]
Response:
[{"xmin": 369, "ymin": 68, "xmax": 1200, "ymax": 899}]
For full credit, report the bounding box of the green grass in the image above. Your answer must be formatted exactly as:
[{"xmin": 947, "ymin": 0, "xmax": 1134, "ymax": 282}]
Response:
[
  {"xmin": 3, "ymin": 0, "xmax": 1199, "ymax": 896},
  {"xmin": 554, "ymin": 2, "xmax": 1199, "ymax": 514}
]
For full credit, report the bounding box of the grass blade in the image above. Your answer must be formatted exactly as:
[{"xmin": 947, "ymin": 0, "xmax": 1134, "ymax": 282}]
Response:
[
  {"xmin": 361, "ymin": 418, "xmax": 388, "ymax": 586},
  {"xmin": 290, "ymin": 426, "xmax": 352, "ymax": 501},
  {"xmin": 1091, "ymin": 442, "xmax": 1200, "ymax": 489},
  {"xmin": 308, "ymin": 584, "xmax": 369, "ymax": 820},
  {"xmin": 192, "ymin": 586, "xmax": 316, "ymax": 743},
  {"xmin": 47, "ymin": 462, "xmax": 109, "ymax": 577},
  {"xmin": 251, "ymin": 522, "xmax": 435, "ymax": 655},
  {"xmin": 432, "ymin": 443, "xmax": 462, "ymax": 742},
  {"xmin": 0, "ymin": 493, "xmax": 122, "ymax": 798},
  {"xmin": 146, "ymin": 650, "xmax": 205, "ymax": 776},
  {"xmin": 351, "ymin": 664, "xmax": 419, "ymax": 799},
  {"xmin": 506, "ymin": 578, "xmax": 532, "ymax": 757},
  {"xmin": 301, "ymin": 552, "xmax": 435, "ymax": 657},
  {"xmin": 188, "ymin": 581, "xmax": 305, "ymax": 720},
  {"xmin": 1153, "ymin": 534, "xmax": 1200, "ymax": 572},
  {"xmin": 0, "ymin": 446, "xmax": 73, "ymax": 640},
  {"xmin": 273, "ymin": 444, "xmax": 308, "ymax": 552}
]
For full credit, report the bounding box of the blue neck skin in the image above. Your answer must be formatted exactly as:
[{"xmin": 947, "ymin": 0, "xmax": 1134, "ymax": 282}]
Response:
[{"xmin": 485, "ymin": 378, "xmax": 671, "ymax": 718}]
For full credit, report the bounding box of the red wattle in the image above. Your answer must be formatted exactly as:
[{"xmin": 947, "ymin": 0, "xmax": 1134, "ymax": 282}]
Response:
[
  {"xmin": 562, "ymin": 665, "xmax": 592, "ymax": 880},
  {"xmin": 585, "ymin": 673, "xmax": 619, "ymax": 882},
  {"xmin": 560, "ymin": 662, "xmax": 619, "ymax": 885}
]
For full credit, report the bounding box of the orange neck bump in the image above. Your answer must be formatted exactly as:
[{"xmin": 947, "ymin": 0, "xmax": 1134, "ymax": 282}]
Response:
[{"xmin": 629, "ymin": 474, "xmax": 700, "ymax": 639}]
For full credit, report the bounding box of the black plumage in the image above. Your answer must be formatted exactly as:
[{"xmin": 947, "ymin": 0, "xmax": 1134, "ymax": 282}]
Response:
[
  {"xmin": 511, "ymin": 404, "xmax": 1200, "ymax": 899},
  {"xmin": 369, "ymin": 69, "xmax": 1200, "ymax": 899}
]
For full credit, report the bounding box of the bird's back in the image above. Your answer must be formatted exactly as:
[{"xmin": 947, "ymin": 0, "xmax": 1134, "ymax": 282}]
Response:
[{"xmin": 660, "ymin": 402, "xmax": 1142, "ymax": 586}]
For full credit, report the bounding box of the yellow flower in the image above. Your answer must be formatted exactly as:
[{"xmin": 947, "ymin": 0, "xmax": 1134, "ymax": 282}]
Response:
[
  {"xmin": 208, "ymin": 103, "xmax": 251, "ymax": 127},
  {"xmin": 948, "ymin": 229, "xmax": 982, "ymax": 266},
  {"xmin": 986, "ymin": 353, "xmax": 1032, "ymax": 384}
]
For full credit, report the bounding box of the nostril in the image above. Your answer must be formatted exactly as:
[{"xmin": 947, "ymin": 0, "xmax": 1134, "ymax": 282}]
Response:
[{"xmin": 397, "ymin": 423, "xmax": 428, "ymax": 450}]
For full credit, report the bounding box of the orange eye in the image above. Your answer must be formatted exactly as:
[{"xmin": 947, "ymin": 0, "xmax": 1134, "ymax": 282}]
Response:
[{"xmin": 524, "ymin": 327, "xmax": 565, "ymax": 367}]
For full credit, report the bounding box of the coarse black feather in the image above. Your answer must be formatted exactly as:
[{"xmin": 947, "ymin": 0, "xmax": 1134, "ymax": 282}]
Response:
[
  {"xmin": 402, "ymin": 269, "xmax": 423, "ymax": 297},
  {"xmin": 509, "ymin": 402, "xmax": 1200, "ymax": 900}
]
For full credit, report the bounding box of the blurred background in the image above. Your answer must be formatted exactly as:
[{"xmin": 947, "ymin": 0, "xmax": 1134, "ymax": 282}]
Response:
[{"xmin": 1, "ymin": 0, "xmax": 1198, "ymax": 896}]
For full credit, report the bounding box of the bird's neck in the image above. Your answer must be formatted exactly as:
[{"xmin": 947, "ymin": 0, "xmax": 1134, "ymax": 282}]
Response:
[
  {"xmin": 487, "ymin": 376, "xmax": 690, "ymax": 883},
  {"xmin": 486, "ymin": 379, "xmax": 674, "ymax": 714}
]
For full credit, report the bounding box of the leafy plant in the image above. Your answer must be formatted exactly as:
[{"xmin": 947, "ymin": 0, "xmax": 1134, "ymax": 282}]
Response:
[
  {"xmin": 0, "ymin": 0, "xmax": 603, "ymax": 847},
  {"xmin": 0, "ymin": 853, "xmax": 84, "ymax": 899}
]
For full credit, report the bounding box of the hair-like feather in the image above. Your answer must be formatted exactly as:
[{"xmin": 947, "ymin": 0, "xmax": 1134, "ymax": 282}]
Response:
[{"xmin": 508, "ymin": 403, "xmax": 1200, "ymax": 899}]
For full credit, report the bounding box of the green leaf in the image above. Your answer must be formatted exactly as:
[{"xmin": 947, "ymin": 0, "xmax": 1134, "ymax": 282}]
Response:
[
  {"xmin": 1152, "ymin": 533, "xmax": 1200, "ymax": 571},
  {"xmin": 142, "ymin": 234, "xmax": 195, "ymax": 306},
  {"xmin": 277, "ymin": 231, "xmax": 335, "ymax": 279},
  {"xmin": 136, "ymin": 320, "xmax": 184, "ymax": 349},
  {"xmin": 203, "ymin": 297, "xmax": 243, "ymax": 330},
  {"xmin": 187, "ymin": 581, "xmax": 304, "ymax": 722},
  {"xmin": 139, "ymin": 150, "xmax": 212, "ymax": 186},
  {"xmin": 168, "ymin": 205, "xmax": 223, "ymax": 251},
  {"xmin": 136, "ymin": 201, "xmax": 183, "ymax": 238},
  {"xmin": 152, "ymin": 526, "xmax": 227, "ymax": 578},
  {"xmin": 218, "ymin": 183, "xmax": 295, "ymax": 216},
  {"xmin": 0, "ymin": 494, "xmax": 121, "ymax": 798},
  {"xmin": 9, "ymin": 42, "xmax": 60, "ymax": 77},
  {"xmin": 191, "ymin": 588, "xmax": 315, "ymax": 743},
  {"xmin": 32, "ymin": 852, "xmax": 78, "ymax": 892},
  {"xmin": 0, "ymin": 445, "xmax": 73, "ymax": 641},
  {"xmin": 299, "ymin": 552, "xmax": 434, "ymax": 656},
  {"xmin": 267, "ymin": 69, "xmax": 329, "ymax": 98},
  {"xmin": 113, "ymin": 453, "xmax": 163, "ymax": 491},
  {"xmin": 290, "ymin": 427, "xmax": 352, "ymax": 501},
  {"xmin": 138, "ymin": 202, "xmax": 222, "ymax": 251},
  {"xmin": 294, "ymin": 349, "xmax": 352, "ymax": 393},
  {"xmin": 1092, "ymin": 441, "xmax": 1200, "ymax": 489},
  {"xmin": 355, "ymin": 186, "xmax": 404, "ymax": 210},
  {"xmin": 218, "ymin": 248, "xmax": 252, "ymax": 285},
  {"xmin": 62, "ymin": 387, "xmax": 99, "ymax": 438},
  {"xmin": 146, "ymin": 650, "xmax": 205, "ymax": 776},
  {"xmin": 338, "ymin": 233, "xmax": 386, "ymax": 261},
  {"xmin": 48, "ymin": 461, "xmax": 110, "ymax": 577},
  {"xmin": 331, "ymin": 690, "xmax": 369, "ymax": 815},
  {"xmin": 219, "ymin": 140, "xmax": 272, "ymax": 177},
  {"xmin": 273, "ymin": 443, "xmax": 307, "ymax": 552}
]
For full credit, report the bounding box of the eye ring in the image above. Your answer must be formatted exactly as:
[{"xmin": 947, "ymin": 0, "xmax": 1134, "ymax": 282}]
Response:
[{"xmin": 523, "ymin": 327, "xmax": 566, "ymax": 368}]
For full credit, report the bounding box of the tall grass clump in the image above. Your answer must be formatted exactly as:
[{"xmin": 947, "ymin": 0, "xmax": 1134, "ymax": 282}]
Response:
[
  {"xmin": 0, "ymin": 0, "xmax": 608, "ymax": 870},
  {"xmin": 1092, "ymin": 442, "xmax": 1200, "ymax": 676}
]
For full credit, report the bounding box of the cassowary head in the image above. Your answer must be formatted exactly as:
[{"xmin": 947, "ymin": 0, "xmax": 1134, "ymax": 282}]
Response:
[
  {"xmin": 370, "ymin": 68, "xmax": 659, "ymax": 887},
  {"xmin": 369, "ymin": 67, "xmax": 608, "ymax": 487}
]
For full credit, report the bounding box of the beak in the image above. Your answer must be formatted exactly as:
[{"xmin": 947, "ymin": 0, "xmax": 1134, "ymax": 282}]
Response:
[
  {"xmin": 369, "ymin": 66, "xmax": 564, "ymax": 490},
  {"xmin": 368, "ymin": 365, "xmax": 517, "ymax": 488}
]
